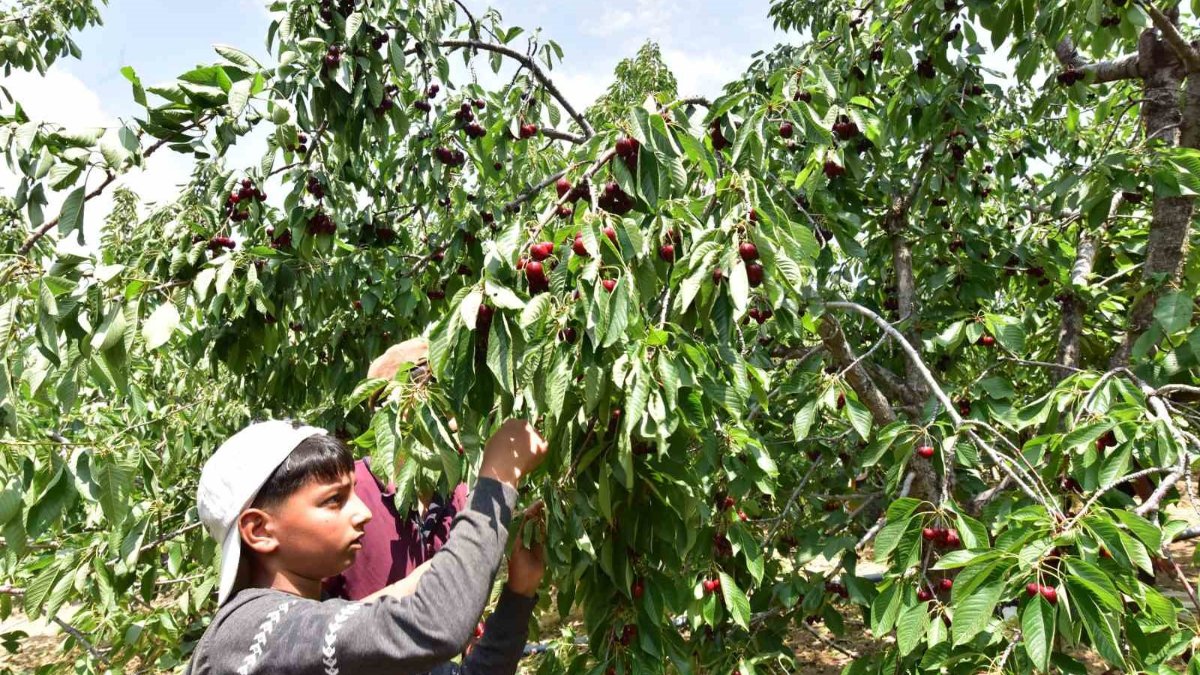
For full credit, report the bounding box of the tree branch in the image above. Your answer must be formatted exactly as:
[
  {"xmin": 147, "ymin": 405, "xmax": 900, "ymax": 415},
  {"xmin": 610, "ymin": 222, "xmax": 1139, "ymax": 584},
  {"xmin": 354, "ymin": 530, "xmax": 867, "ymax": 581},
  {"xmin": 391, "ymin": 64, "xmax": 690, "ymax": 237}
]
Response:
[
  {"xmin": 1137, "ymin": 0, "xmax": 1200, "ymax": 71},
  {"xmin": 17, "ymin": 113, "xmax": 216, "ymax": 256},
  {"xmin": 1054, "ymin": 39, "xmax": 1141, "ymax": 83},
  {"xmin": 440, "ymin": 39, "xmax": 595, "ymax": 138},
  {"xmin": 827, "ymin": 301, "xmax": 1061, "ymax": 515},
  {"xmin": 1054, "ymin": 218, "xmax": 1103, "ymax": 382},
  {"xmin": 817, "ymin": 315, "xmax": 896, "ymax": 425}
]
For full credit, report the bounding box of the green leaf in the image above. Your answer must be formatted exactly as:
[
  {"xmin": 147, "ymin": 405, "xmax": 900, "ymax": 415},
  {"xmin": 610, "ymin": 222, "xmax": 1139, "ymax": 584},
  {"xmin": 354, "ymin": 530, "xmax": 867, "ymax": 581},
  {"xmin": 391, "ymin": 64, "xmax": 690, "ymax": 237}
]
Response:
[
  {"xmin": 896, "ymin": 601, "xmax": 931, "ymax": 656},
  {"xmin": 1064, "ymin": 559, "xmax": 1122, "ymax": 611},
  {"xmin": 951, "ymin": 581, "xmax": 1002, "ymax": 645},
  {"xmin": 1154, "ymin": 292, "xmax": 1192, "ymax": 334},
  {"xmin": 142, "ymin": 302, "xmax": 180, "ymax": 350},
  {"xmin": 228, "ymin": 78, "xmax": 252, "ymax": 116},
  {"xmin": 844, "ymin": 396, "xmax": 873, "ymax": 440},
  {"xmin": 22, "ymin": 564, "xmax": 62, "ymax": 619},
  {"xmin": 873, "ymin": 517, "xmax": 911, "ymax": 561},
  {"xmin": 1070, "ymin": 583, "xmax": 1125, "ymax": 666},
  {"xmin": 57, "ymin": 186, "xmax": 85, "ymax": 239},
  {"xmin": 214, "ymin": 44, "xmax": 262, "ymax": 69},
  {"xmin": 718, "ymin": 571, "xmax": 751, "ymax": 629},
  {"xmin": 1021, "ymin": 596, "xmax": 1055, "ymax": 672},
  {"xmin": 792, "ymin": 400, "xmax": 817, "ymax": 441},
  {"xmin": 459, "ymin": 288, "xmax": 484, "ymax": 330}
]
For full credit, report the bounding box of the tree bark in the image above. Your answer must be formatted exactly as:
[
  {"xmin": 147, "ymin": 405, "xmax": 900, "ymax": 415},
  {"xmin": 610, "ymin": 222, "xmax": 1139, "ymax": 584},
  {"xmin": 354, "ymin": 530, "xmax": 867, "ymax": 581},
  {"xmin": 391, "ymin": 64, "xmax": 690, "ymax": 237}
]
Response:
[
  {"xmin": 817, "ymin": 315, "xmax": 896, "ymax": 426},
  {"xmin": 1055, "ymin": 231, "xmax": 1097, "ymax": 380},
  {"xmin": 1111, "ymin": 26, "xmax": 1194, "ymax": 367}
]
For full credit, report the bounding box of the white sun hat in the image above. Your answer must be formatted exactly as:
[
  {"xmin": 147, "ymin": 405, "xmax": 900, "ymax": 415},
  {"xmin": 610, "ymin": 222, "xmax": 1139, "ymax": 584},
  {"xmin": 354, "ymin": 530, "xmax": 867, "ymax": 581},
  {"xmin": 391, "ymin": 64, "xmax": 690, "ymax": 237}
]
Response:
[{"xmin": 197, "ymin": 420, "xmax": 327, "ymax": 605}]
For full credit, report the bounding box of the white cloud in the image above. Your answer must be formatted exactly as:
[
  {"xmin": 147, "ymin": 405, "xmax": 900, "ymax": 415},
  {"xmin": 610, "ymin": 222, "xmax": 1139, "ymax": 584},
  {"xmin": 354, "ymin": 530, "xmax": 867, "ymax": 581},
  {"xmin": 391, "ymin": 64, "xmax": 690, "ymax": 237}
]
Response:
[
  {"xmin": 661, "ymin": 46, "xmax": 747, "ymax": 99},
  {"xmin": 580, "ymin": 8, "xmax": 635, "ymax": 37}
]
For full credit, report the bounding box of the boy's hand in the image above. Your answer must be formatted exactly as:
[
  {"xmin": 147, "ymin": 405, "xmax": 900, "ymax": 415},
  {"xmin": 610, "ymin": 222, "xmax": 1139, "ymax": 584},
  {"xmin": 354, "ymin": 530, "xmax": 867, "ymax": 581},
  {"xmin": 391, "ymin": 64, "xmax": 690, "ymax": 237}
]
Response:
[
  {"xmin": 480, "ymin": 419, "xmax": 548, "ymax": 490},
  {"xmin": 506, "ymin": 502, "xmax": 545, "ymax": 597}
]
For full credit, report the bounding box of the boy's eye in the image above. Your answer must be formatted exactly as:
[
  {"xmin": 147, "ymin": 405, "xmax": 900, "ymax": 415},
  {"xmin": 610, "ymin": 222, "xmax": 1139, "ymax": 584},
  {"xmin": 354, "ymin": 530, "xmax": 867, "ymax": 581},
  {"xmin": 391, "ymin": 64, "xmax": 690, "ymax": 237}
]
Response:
[{"xmin": 324, "ymin": 496, "xmax": 343, "ymax": 506}]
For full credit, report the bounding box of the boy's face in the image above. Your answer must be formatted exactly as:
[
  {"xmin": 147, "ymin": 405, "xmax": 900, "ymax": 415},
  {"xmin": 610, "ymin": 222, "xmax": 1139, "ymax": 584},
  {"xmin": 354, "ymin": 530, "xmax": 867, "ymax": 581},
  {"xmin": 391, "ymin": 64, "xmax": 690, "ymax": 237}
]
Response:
[{"xmin": 262, "ymin": 472, "xmax": 372, "ymax": 581}]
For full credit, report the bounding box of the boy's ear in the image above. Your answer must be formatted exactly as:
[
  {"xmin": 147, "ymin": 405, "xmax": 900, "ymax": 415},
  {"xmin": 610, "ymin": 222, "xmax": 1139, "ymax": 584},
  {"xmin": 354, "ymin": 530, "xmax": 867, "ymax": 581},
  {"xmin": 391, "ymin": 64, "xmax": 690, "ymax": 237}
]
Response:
[{"xmin": 238, "ymin": 508, "xmax": 279, "ymax": 554}]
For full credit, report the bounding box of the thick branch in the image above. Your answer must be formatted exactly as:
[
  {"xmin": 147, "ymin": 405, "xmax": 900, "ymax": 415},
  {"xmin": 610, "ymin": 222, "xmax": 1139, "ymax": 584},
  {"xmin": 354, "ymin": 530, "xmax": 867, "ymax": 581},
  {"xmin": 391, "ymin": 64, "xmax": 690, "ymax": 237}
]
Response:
[
  {"xmin": 817, "ymin": 315, "xmax": 896, "ymax": 425},
  {"xmin": 440, "ymin": 39, "xmax": 595, "ymax": 138},
  {"xmin": 1054, "ymin": 39, "xmax": 1142, "ymax": 83},
  {"xmin": 1110, "ymin": 28, "xmax": 1192, "ymax": 367},
  {"xmin": 1054, "ymin": 228, "xmax": 1099, "ymax": 380},
  {"xmin": 884, "ymin": 149, "xmax": 933, "ymax": 400},
  {"xmin": 1138, "ymin": 1, "xmax": 1200, "ymax": 71}
]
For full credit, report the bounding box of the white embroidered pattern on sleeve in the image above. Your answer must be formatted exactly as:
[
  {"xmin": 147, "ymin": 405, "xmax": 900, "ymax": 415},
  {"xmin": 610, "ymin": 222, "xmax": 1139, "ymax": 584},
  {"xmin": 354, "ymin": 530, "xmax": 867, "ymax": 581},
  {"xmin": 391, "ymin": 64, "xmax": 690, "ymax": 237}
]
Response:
[
  {"xmin": 322, "ymin": 603, "xmax": 363, "ymax": 675},
  {"xmin": 236, "ymin": 600, "xmax": 297, "ymax": 675}
]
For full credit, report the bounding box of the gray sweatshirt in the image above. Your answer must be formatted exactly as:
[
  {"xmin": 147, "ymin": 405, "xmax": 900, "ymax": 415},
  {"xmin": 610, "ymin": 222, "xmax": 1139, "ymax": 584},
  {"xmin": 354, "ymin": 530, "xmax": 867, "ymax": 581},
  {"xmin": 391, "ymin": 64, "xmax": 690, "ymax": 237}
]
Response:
[{"xmin": 185, "ymin": 477, "xmax": 536, "ymax": 675}]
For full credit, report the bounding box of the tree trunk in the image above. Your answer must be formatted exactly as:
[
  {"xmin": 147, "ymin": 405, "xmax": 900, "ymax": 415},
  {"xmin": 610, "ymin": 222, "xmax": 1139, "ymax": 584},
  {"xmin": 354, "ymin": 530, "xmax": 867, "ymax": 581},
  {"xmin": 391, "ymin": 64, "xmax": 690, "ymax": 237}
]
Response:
[{"xmin": 1111, "ymin": 27, "xmax": 1193, "ymax": 367}]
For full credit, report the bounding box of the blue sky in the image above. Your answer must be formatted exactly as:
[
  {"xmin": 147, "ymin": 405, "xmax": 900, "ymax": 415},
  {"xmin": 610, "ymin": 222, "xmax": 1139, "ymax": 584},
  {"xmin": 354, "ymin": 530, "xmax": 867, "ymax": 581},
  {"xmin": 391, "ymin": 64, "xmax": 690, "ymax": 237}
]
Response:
[{"xmin": 2, "ymin": 0, "xmax": 791, "ymax": 239}]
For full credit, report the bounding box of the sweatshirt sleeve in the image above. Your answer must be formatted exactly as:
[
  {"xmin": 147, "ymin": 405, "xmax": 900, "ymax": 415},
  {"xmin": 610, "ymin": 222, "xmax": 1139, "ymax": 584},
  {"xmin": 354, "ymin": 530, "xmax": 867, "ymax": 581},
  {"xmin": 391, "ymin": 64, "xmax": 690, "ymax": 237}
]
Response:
[
  {"xmin": 230, "ymin": 477, "xmax": 519, "ymax": 675},
  {"xmin": 458, "ymin": 588, "xmax": 539, "ymax": 674}
]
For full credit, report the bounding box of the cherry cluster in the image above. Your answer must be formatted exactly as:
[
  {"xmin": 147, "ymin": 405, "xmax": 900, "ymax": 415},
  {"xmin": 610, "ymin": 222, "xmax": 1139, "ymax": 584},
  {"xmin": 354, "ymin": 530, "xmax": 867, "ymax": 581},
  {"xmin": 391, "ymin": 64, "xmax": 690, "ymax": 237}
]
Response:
[
  {"xmin": 823, "ymin": 159, "xmax": 845, "ymax": 179},
  {"xmin": 917, "ymin": 57, "xmax": 936, "ymax": 79},
  {"xmin": 375, "ymin": 83, "xmax": 399, "ymax": 114},
  {"xmin": 921, "ymin": 526, "xmax": 961, "ymax": 548},
  {"xmin": 207, "ymin": 236, "xmax": 236, "ymax": 252},
  {"xmin": 306, "ymin": 211, "xmax": 336, "ymax": 235},
  {"xmin": 291, "ymin": 132, "xmax": 309, "ymax": 154},
  {"xmin": 266, "ymin": 225, "xmax": 292, "ymax": 250},
  {"xmin": 321, "ymin": 44, "xmax": 345, "ymax": 70},
  {"xmin": 517, "ymin": 122, "xmax": 538, "ymax": 139},
  {"xmin": 317, "ymin": 0, "xmax": 354, "ymax": 23},
  {"xmin": 434, "ymin": 146, "xmax": 466, "ymax": 167},
  {"xmin": 598, "ymin": 181, "xmax": 634, "ymax": 215},
  {"xmin": 614, "ymin": 135, "xmax": 639, "ymax": 171},
  {"xmin": 225, "ymin": 178, "xmax": 265, "ymax": 222},
  {"xmin": 306, "ymin": 175, "xmax": 325, "ymax": 200},
  {"xmin": 832, "ymin": 114, "xmax": 859, "ymax": 140}
]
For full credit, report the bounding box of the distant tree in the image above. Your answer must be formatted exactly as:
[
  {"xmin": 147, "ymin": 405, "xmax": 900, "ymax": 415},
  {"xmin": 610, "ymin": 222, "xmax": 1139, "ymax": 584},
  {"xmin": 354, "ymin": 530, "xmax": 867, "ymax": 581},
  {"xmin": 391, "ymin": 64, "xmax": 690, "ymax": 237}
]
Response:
[{"xmin": 586, "ymin": 41, "xmax": 679, "ymax": 127}]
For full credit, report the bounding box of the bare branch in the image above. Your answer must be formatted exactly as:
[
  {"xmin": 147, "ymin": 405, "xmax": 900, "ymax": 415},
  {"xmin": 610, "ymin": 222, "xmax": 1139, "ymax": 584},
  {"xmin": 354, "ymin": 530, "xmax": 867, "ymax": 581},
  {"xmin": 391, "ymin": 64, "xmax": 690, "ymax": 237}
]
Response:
[
  {"xmin": 762, "ymin": 458, "xmax": 823, "ymax": 555},
  {"xmin": 817, "ymin": 315, "xmax": 896, "ymax": 425},
  {"xmin": 1137, "ymin": 0, "xmax": 1200, "ymax": 71},
  {"xmin": 440, "ymin": 39, "xmax": 595, "ymax": 138},
  {"xmin": 1055, "ymin": 38, "xmax": 1141, "ymax": 83},
  {"xmin": 53, "ymin": 616, "xmax": 108, "ymax": 663}
]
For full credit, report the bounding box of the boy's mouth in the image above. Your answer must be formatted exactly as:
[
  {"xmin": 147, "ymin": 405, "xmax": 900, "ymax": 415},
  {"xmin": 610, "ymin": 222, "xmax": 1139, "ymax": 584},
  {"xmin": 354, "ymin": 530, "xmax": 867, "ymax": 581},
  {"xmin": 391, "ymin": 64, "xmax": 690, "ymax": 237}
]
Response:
[{"xmin": 349, "ymin": 533, "xmax": 365, "ymax": 550}]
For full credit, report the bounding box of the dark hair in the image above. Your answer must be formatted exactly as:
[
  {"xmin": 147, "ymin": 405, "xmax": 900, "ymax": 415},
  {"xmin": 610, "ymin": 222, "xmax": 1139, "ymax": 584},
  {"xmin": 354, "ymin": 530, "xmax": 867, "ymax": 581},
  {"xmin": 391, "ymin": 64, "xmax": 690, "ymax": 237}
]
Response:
[{"xmin": 250, "ymin": 432, "xmax": 355, "ymax": 510}]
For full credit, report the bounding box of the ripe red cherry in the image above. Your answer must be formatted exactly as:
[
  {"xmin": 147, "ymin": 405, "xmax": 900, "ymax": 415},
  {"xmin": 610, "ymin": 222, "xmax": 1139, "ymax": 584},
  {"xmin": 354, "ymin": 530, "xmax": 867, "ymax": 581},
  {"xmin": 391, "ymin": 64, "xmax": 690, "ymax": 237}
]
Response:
[
  {"xmin": 746, "ymin": 263, "xmax": 765, "ymax": 287},
  {"xmin": 556, "ymin": 177, "xmax": 572, "ymax": 197},
  {"xmin": 659, "ymin": 244, "xmax": 675, "ymax": 262},
  {"xmin": 602, "ymin": 279, "xmax": 617, "ymax": 293},
  {"xmin": 530, "ymin": 241, "xmax": 554, "ymax": 261},
  {"xmin": 703, "ymin": 578, "xmax": 721, "ymax": 593},
  {"xmin": 476, "ymin": 304, "xmax": 494, "ymax": 327},
  {"xmin": 980, "ymin": 334, "xmax": 995, "ymax": 346},
  {"xmin": 917, "ymin": 588, "xmax": 933, "ymax": 602},
  {"xmin": 525, "ymin": 260, "xmax": 545, "ymax": 283},
  {"xmin": 739, "ymin": 241, "xmax": 759, "ymax": 261},
  {"xmin": 748, "ymin": 208, "xmax": 758, "ymax": 223},
  {"xmin": 823, "ymin": 160, "xmax": 845, "ymax": 179},
  {"xmin": 779, "ymin": 122, "xmax": 794, "ymax": 138},
  {"xmin": 922, "ymin": 527, "xmax": 936, "ymax": 541},
  {"xmin": 943, "ymin": 531, "xmax": 960, "ymax": 547},
  {"xmin": 917, "ymin": 445, "xmax": 935, "ymax": 459},
  {"xmin": 711, "ymin": 269, "xmax": 724, "ymax": 283},
  {"xmin": 602, "ymin": 225, "xmax": 618, "ymax": 244},
  {"xmin": 1026, "ymin": 582, "xmax": 1041, "ymax": 597},
  {"xmin": 738, "ymin": 510, "xmax": 748, "ymax": 522},
  {"xmin": 632, "ymin": 580, "xmax": 644, "ymax": 599},
  {"xmin": 1040, "ymin": 586, "xmax": 1058, "ymax": 604},
  {"xmin": 615, "ymin": 137, "xmax": 634, "ymax": 156},
  {"xmin": 939, "ymin": 578, "xmax": 953, "ymax": 592},
  {"xmin": 572, "ymin": 234, "xmax": 589, "ymax": 257}
]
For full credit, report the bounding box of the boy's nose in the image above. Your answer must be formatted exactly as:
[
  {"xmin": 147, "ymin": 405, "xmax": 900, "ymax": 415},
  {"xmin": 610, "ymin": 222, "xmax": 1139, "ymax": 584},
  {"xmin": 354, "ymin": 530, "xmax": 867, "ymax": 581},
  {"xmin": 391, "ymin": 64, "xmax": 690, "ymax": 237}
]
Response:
[{"xmin": 349, "ymin": 492, "xmax": 373, "ymax": 526}]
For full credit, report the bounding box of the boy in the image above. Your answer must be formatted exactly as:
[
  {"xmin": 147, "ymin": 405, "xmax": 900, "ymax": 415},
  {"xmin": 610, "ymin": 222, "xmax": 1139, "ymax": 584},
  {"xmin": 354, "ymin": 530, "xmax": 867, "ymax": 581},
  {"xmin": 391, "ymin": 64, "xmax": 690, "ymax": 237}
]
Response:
[{"xmin": 186, "ymin": 417, "xmax": 548, "ymax": 674}]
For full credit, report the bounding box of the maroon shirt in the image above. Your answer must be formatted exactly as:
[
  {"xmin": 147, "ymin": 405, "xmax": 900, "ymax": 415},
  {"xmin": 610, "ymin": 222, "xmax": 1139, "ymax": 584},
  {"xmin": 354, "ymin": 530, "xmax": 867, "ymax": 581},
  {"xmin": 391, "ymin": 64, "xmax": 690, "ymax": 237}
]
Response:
[{"xmin": 323, "ymin": 459, "xmax": 469, "ymax": 601}]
